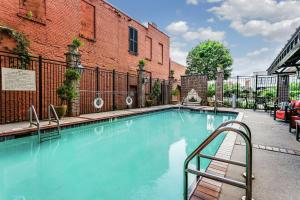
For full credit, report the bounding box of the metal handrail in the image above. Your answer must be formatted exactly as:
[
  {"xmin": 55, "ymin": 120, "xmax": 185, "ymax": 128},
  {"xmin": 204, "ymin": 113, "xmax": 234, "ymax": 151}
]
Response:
[
  {"xmin": 217, "ymin": 120, "xmax": 251, "ymax": 141},
  {"xmin": 48, "ymin": 104, "xmax": 61, "ymax": 133},
  {"xmin": 29, "ymin": 105, "xmax": 41, "ymax": 141},
  {"xmin": 183, "ymin": 125, "xmax": 253, "ymax": 200}
]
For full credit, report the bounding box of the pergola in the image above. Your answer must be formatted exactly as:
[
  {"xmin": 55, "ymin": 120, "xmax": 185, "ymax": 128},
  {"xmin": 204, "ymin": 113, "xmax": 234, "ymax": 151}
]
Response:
[{"xmin": 267, "ymin": 27, "xmax": 300, "ymax": 75}]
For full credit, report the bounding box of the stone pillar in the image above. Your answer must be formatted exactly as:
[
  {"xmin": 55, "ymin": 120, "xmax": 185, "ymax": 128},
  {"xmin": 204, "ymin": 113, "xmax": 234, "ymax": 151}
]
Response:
[
  {"xmin": 168, "ymin": 76, "xmax": 175, "ymax": 104},
  {"xmin": 215, "ymin": 69, "xmax": 224, "ymax": 103},
  {"xmin": 65, "ymin": 44, "xmax": 82, "ymax": 117},
  {"xmin": 278, "ymin": 75, "xmax": 289, "ymax": 102},
  {"xmin": 137, "ymin": 69, "xmax": 145, "ymax": 108}
]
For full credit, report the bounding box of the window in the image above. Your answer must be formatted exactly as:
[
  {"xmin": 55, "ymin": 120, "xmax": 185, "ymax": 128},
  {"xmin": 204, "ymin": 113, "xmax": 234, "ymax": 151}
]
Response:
[
  {"xmin": 158, "ymin": 43, "xmax": 163, "ymax": 64},
  {"xmin": 145, "ymin": 36, "xmax": 152, "ymax": 60},
  {"xmin": 129, "ymin": 27, "xmax": 138, "ymax": 55},
  {"xmin": 79, "ymin": 0, "xmax": 96, "ymax": 41},
  {"xmin": 18, "ymin": 0, "xmax": 46, "ymax": 24}
]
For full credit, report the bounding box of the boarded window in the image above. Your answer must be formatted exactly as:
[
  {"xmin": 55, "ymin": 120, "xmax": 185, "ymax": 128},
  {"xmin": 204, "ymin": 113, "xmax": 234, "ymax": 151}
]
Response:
[
  {"xmin": 158, "ymin": 43, "xmax": 163, "ymax": 64},
  {"xmin": 19, "ymin": 0, "xmax": 46, "ymax": 19},
  {"xmin": 129, "ymin": 27, "xmax": 138, "ymax": 55},
  {"xmin": 145, "ymin": 36, "xmax": 152, "ymax": 60},
  {"xmin": 80, "ymin": 0, "xmax": 96, "ymax": 40}
]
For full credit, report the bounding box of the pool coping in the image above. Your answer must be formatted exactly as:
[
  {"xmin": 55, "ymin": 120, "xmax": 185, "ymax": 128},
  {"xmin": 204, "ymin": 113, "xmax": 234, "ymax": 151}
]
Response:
[
  {"xmin": 0, "ymin": 105, "xmax": 238, "ymax": 142},
  {"xmin": 189, "ymin": 111, "xmax": 244, "ymax": 200}
]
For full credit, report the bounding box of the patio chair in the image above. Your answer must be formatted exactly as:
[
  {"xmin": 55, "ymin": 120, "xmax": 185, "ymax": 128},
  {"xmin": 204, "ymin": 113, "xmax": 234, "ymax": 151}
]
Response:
[
  {"xmin": 274, "ymin": 100, "xmax": 300, "ymax": 122},
  {"xmin": 254, "ymin": 97, "xmax": 267, "ymax": 111},
  {"xmin": 288, "ymin": 101, "xmax": 300, "ymax": 132}
]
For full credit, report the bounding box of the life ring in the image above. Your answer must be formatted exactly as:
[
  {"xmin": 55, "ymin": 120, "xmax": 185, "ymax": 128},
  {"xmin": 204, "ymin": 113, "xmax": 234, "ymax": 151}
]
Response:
[
  {"xmin": 94, "ymin": 97, "xmax": 104, "ymax": 109},
  {"xmin": 126, "ymin": 96, "xmax": 133, "ymax": 106}
]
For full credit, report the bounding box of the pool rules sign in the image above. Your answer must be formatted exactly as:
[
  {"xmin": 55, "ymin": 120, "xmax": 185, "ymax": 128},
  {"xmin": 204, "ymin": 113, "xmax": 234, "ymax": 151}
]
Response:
[{"xmin": 1, "ymin": 67, "xmax": 36, "ymax": 91}]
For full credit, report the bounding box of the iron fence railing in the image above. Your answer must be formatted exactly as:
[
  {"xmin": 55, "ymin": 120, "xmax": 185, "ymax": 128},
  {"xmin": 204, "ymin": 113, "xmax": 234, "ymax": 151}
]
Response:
[
  {"xmin": 0, "ymin": 51, "xmax": 167, "ymax": 124},
  {"xmin": 217, "ymin": 75, "xmax": 300, "ymax": 109}
]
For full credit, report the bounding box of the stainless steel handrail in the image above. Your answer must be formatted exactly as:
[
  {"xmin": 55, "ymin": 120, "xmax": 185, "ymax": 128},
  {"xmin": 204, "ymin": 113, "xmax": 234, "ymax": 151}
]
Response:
[
  {"xmin": 217, "ymin": 120, "xmax": 251, "ymax": 141},
  {"xmin": 183, "ymin": 125, "xmax": 253, "ymax": 200},
  {"xmin": 48, "ymin": 104, "xmax": 61, "ymax": 134},
  {"xmin": 29, "ymin": 105, "xmax": 41, "ymax": 141}
]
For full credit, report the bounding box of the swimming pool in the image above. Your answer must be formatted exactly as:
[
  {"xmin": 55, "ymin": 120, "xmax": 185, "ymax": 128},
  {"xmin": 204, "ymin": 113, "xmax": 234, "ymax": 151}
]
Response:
[{"xmin": 0, "ymin": 109, "xmax": 236, "ymax": 200}]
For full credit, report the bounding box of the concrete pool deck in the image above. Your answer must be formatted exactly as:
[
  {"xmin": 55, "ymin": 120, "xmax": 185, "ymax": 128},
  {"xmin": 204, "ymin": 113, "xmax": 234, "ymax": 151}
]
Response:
[
  {"xmin": 0, "ymin": 106, "xmax": 299, "ymax": 200},
  {"xmin": 219, "ymin": 109, "xmax": 300, "ymax": 200}
]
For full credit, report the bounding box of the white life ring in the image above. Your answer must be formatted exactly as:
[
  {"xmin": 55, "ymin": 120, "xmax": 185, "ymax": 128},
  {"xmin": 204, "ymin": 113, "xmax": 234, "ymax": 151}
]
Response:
[
  {"xmin": 94, "ymin": 97, "xmax": 104, "ymax": 109},
  {"xmin": 126, "ymin": 96, "xmax": 133, "ymax": 106}
]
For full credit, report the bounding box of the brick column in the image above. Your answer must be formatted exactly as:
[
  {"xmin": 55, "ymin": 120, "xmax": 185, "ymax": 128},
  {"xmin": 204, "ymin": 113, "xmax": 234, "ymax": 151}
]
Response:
[
  {"xmin": 137, "ymin": 69, "xmax": 145, "ymax": 108},
  {"xmin": 65, "ymin": 44, "xmax": 81, "ymax": 116},
  {"xmin": 278, "ymin": 75, "xmax": 289, "ymax": 102},
  {"xmin": 215, "ymin": 69, "xmax": 224, "ymax": 103},
  {"xmin": 168, "ymin": 76, "xmax": 175, "ymax": 104}
]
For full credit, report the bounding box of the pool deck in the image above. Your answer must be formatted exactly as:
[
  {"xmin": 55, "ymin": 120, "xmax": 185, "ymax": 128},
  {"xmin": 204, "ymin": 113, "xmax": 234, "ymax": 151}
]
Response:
[
  {"xmin": 1, "ymin": 106, "xmax": 299, "ymax": 200},
  {"xmin": 219, "ymin": 109, "xmax": 300, "ymax": 200}
]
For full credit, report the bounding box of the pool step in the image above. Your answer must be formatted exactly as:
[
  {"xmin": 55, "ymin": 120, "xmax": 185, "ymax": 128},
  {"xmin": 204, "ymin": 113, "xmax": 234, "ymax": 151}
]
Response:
[{"xmin": 40, "ymin": 131, "xmax": 61, "ymax": 142}]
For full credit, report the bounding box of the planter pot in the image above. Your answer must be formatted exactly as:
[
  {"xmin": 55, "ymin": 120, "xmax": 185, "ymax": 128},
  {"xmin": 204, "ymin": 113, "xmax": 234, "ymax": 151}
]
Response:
[
  {"xmin": 146, "ymin": 99, "xmax": 153, "ymax": 107},
  {"xmin": 171, "ymin": 100, "xmax": 178, "ymax": 105},
  {"xmin": 54, "ymin": 105, "xmax": 67, "ymax": 119}
]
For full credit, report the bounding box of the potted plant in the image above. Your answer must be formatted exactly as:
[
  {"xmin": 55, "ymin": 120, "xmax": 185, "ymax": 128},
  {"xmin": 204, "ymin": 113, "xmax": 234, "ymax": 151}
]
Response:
[
  {"xmin": 56, "ymin": 68, "xmax": 81, "ymax": 118},
  {"xmin": 68, "ymin": 38, "xmax": 84, "ymax": 52},
  {"xmin": 171, "ymin": 88, "xmax": 179, "ymax": 104},
  {"xmin": 146, "ymin": 96, "xmax": 154, "ymax": 107},
  {"xmin": 138, "ymin": 59, "xmax": 146, "ymax": 70},
  {"xmin": 151, "ymin": 80, "xmax": 161, "ymax": 105}
]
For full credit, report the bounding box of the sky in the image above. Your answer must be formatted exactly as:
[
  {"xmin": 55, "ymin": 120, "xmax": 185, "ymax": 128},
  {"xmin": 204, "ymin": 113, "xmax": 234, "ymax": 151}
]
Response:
[{"xmin": 107, "ymin": 0, "xmax": 300, "ymax": 76}]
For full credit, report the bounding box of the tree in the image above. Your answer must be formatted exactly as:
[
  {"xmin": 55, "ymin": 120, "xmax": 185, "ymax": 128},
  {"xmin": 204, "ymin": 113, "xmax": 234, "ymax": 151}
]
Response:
[{"xmin": 186, "ymin": 40, "xmax": 233, "ymax": 80}]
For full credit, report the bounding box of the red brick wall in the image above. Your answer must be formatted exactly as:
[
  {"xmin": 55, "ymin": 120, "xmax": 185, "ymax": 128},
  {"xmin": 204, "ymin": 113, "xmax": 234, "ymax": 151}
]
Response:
[
  {"xmin": 0, "ymin": 0, "xmax": 170, "ymax": 79},
  {"xmin": 171, "ymin": 61, "xmax": 186, "ymax": 82}
]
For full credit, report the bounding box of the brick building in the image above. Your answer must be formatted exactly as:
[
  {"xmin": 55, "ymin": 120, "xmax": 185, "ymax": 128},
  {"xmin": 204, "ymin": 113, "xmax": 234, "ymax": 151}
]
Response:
[
  {"xmin": 0, "ymin": 0, "xmax": 170, "ymax": 79},
  {"xmin": 170, "ymin": 61, "xmax": 186, "ymax": 82}
]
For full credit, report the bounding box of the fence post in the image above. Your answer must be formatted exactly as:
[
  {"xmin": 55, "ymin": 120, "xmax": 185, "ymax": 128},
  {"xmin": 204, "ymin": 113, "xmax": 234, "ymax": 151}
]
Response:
[
  {"xmin": 96, "ymin": 66, "xmax": 99, "ymax": 93},
  {"xmin": 113, "ymin": 69, "xmax": 116, "ymax": 110},
  {"xmin": 276, "ymin": 74, "xmax": 279, "ymax": 100},
  {"xmin": 254, "ymin": 75, "xmax": 258, "ymax": 110},
  {"xmin": 38, "ymin": 55, "xmax": 43, "ymax": 119},
  {"xmin": 127, "ymin": 72, "xmax": 129, "ymax": 96}
]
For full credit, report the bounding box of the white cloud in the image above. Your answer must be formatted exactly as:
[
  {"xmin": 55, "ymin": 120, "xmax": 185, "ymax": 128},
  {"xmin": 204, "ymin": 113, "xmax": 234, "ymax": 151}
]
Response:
[
  {"xmin": 166, "ymin": 21, "xmax": 189, "ymax": 35},
  {"xmin": 170, "ymin": 47, "xmax": 188, "ymax": 66},
  {"xmin": 230, "ymin": 18, "xmax": 300, "ymax": 42},
  {"xmin": 209, "ymin": 0, "xmax": 300, "ymax": 42},
  {"xmin": 186, "ymin": 0, "xmax": 199, "ymax": 5},
  {"xmin": 207, "ymin": 18, "xmax": 215, "ymax": 23},
  {"xmin": 232, "ymin": 47, "xmax": 280, "ymax": 76},
  {"xmin": 207, "ymin": 0, "xmax": 223, "ymax": 3},
  {"xmin": 183, "ymin": 27, "xmax": 225, "ymax": 41},
  {"xmin": 246, "ymin": 47, "xmax": 269, "ymax": 57}
]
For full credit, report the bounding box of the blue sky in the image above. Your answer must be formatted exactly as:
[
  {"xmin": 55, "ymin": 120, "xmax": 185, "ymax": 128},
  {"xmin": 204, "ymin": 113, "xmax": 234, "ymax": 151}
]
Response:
[{"xmin": 107, "ymin": 0, "xmax": 300, "ymax": 75}]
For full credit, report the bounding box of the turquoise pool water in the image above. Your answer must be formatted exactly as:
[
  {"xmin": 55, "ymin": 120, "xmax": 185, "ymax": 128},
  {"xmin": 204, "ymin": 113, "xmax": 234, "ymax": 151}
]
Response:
[{"xmin": 0, "ymin": 110, "xmax": 236, "ymax": 200}]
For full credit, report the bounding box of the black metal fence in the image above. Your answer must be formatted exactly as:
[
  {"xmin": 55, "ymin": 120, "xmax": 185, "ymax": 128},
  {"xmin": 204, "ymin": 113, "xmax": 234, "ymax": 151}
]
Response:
[
  {"xmin": 218, "ymin": 75, "xmax": 300, "ymax": 109},
  {"xmin": 0, "ymin": 51, "xmax": 168, "ymax": 124}
]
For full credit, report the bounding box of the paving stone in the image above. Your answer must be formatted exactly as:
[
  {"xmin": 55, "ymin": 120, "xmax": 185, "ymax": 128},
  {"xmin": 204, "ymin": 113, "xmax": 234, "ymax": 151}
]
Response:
[
  {"xmin": 272, "ymin": 147, "xmax": 279, "ymax": 152},
  {"xmin": 258, "ymin": 145, "xmax": 266, "ymax": 150},
  {"xmin": 266, "ymin": 146, "xmax": 273, "ymax": 151},
  {"xmin": 280, "ymin": 148, "xmax": 287, "ymax": 153},
  {"xmin": 287, "ymin": 150, "xmax": 296, "ymax": 155}
]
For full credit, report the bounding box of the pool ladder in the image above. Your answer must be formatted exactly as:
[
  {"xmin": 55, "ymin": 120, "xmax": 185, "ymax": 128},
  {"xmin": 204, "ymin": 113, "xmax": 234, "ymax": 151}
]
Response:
[
  {"xmin": 183, "ymin": 120, "xmax": 254, "ymax": 200},
  {"xmin": 29, "ymin": 104, "xmax": 61, "ymax": 143}
]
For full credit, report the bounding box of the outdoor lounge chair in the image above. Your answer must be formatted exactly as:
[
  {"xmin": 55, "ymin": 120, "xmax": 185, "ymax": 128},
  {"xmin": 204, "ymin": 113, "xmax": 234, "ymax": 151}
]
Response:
[{"xmin": 274, "ymin": 100, "xmax": 300, "ymax": 122}]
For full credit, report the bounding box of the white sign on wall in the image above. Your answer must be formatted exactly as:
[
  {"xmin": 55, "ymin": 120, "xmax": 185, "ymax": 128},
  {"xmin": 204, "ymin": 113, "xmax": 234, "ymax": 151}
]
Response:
[{"xmin": 1, "ymin": 67, "xmax": 36, "ymax": 91}]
